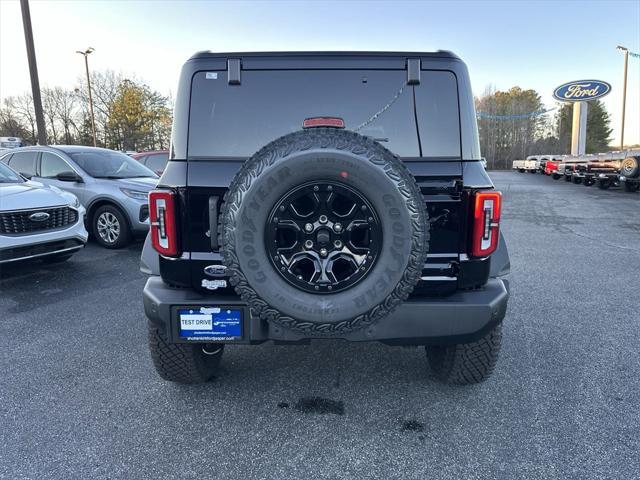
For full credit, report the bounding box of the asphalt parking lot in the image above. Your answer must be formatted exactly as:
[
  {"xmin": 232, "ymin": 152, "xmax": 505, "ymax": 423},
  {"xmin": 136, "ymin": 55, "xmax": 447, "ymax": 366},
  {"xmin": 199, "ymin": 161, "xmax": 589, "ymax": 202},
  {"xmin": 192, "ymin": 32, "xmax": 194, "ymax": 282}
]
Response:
[{"xmin": 1, "ymin": 171, "xmax": 638, "ymax": 480}]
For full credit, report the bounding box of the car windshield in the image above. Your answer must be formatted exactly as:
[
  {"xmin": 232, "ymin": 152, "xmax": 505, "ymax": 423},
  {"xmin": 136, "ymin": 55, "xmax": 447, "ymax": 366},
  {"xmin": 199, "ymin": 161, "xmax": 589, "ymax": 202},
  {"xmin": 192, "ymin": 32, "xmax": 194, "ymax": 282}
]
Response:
[
  {"xmin": 0, "ymin": 162, "xmax": 25, "ymax": 183},
  {"xmin": 66, "ymin": 150, "xmax": 158, "ymax": 179}
]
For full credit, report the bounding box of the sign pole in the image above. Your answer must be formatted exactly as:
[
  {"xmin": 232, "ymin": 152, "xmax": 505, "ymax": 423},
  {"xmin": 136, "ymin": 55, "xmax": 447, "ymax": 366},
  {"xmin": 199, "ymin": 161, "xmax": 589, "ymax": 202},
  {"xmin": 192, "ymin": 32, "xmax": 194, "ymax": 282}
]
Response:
[{"xmin": 571, "ymin": 101, "xmax": 588, "ymax": 155}]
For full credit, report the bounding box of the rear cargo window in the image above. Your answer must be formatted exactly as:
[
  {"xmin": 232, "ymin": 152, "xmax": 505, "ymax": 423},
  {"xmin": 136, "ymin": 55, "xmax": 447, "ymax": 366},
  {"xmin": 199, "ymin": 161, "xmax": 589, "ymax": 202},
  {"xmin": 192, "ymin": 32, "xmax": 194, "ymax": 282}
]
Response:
[
  {"xmin": 414, "ymin": 71, "xmax": 461, "ymax": 158},
  {"xmin": 188, "ymin": 69, "xmax": 460, "ymax": 159}
]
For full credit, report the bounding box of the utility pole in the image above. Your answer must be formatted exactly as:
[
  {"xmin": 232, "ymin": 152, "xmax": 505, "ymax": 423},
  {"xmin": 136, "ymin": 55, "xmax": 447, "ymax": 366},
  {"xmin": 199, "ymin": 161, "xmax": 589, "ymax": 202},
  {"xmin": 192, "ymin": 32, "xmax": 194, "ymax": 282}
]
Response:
[
  {"xmin": 77, "ymin": 48, "xmax": 97, "ymax": 146},
  {"xmin": 616, "ymin": 45, "xmax": 629, "ymax": 151},
  {"xmin": 20, "ymin": 0, "xmax": 46, "ymax": 145}
]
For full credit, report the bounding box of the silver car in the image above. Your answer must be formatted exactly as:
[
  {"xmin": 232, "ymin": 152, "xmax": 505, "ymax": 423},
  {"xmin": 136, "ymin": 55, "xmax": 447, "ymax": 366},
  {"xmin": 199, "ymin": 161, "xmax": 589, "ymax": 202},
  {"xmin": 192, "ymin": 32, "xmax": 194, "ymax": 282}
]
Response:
[
  {"xmin": 0, "ymin": 146, "xmax": 158, "ymax": 248},
  {"xmin": 0, "ymin": 162, "xmax": 87, "ymax": 264}
]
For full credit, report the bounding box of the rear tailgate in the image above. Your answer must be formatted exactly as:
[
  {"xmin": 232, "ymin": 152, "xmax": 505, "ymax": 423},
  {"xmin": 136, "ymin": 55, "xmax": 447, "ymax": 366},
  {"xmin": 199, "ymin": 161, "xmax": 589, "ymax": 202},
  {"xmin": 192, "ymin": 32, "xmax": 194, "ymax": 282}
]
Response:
[{"xmin": 183, "ymin": 65, "xmax": 468, "ymax": 294}]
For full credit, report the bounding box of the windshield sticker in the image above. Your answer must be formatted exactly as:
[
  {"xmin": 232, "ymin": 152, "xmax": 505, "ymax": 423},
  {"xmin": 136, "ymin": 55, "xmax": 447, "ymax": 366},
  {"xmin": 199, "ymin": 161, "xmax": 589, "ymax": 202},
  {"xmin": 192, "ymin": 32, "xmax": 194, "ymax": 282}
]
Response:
[{"xmin": 205, "ymin": 72, "xmax": 218, "ymax": 80}]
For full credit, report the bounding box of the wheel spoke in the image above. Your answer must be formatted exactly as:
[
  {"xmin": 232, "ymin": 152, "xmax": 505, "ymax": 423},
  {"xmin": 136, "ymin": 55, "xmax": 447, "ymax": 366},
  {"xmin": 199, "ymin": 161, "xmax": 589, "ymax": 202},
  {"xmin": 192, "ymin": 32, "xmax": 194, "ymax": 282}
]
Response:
[{"xmin": 266, "ymin": 181, "xmax": 381, "ymax": 293}]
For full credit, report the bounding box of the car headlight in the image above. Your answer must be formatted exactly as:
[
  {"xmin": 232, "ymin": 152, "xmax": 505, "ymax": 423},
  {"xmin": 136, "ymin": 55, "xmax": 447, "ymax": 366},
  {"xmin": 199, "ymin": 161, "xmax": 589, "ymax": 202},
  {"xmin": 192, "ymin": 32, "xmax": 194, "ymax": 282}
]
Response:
[{"xmin": 120, "ymin": 188, "xmax": 149, "ymax": 201}]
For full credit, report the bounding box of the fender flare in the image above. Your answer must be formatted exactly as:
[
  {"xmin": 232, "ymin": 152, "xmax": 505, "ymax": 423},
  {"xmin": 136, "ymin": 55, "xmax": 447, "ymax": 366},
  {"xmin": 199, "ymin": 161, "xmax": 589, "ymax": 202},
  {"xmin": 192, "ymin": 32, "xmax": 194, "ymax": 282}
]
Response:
[
  {"xmin": 489, "ymin": 232, "xmax": 510, "ymax": 278},
  {"xmin": 140, "ymin": 232, "xmax": 160, "ymax": 275}
]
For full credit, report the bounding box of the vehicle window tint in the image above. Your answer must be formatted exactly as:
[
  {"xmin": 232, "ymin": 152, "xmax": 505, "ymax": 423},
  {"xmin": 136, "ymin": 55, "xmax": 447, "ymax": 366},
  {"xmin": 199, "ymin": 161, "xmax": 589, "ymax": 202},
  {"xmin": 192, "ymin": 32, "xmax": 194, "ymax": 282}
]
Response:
[
  {"xmin": 188, "ymin": 69, "xmax": 420, "ymax": 158},
  {"xmin": 414, "ymin": 71, "xmax": 461, "ymax": 158},
  {"xmin": 147, "ymin": 153, "xmax": 168, "ymax": 173},
  {"xmin": 41, "ymin": 152, "xmax": 72, "ymax": 178},
  {"xmin": 8, "ymin": 151, "xmax": 37, "ymax": 176}
]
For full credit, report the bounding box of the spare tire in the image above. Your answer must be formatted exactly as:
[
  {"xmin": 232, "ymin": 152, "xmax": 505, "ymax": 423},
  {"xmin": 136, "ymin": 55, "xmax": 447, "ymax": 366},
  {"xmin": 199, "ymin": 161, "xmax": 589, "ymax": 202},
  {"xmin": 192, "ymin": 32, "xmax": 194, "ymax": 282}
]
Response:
[
  {"xmin": 219, "ymin": 128, "xmax": 429, "ymax": 335},
  {"xmin": 620, "ymin": 156, "xmax": 639, "ymax": 178}
]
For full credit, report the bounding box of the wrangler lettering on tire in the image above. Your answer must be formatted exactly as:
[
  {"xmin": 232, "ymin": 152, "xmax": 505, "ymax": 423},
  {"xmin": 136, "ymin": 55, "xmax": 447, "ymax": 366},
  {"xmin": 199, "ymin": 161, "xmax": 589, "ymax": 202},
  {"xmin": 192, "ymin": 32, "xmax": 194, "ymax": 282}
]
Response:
[{"xmin": 219, "ymin": 129, "xmax": 429, "ymax": 335}]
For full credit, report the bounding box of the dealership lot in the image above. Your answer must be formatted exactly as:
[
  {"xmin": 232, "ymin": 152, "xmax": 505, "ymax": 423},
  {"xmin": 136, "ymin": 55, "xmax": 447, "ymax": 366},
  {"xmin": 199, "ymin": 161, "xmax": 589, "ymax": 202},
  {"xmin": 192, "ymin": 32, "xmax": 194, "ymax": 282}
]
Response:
[{"xmin": 1, "ymin": 171, "xmax": 638, "ymax": 479}]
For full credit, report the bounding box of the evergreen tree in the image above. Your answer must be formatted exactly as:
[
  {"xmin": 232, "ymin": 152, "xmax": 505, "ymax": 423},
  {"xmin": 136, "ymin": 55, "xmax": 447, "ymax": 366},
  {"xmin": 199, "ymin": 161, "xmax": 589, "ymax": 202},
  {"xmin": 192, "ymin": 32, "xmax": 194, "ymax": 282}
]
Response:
[{"xmin": 555, "ymin": 100, "xmax": 612, "ymax": 154}]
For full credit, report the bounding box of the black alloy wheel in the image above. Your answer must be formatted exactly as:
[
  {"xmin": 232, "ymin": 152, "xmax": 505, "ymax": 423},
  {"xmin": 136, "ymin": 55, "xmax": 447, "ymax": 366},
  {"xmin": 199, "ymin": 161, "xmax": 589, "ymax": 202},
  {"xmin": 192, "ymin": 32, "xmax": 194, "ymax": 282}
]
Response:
[{"xmin": 266, "ymin": 181, "xmax": 382, "ymax": 294}]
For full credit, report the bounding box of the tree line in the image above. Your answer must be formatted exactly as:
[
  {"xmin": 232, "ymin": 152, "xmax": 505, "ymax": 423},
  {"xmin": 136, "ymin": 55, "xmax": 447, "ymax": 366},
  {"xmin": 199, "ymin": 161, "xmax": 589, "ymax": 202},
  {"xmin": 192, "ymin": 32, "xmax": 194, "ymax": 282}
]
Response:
[
  {"xmin": 476, "ymin": 86, "xmax": 613, "ymax": 169},
  {"xmin": 0, "ymin": 76, "xmax": 614, "ymax": 163},
  {"xmin": 0, "ymin": 70, "xmax": 172, "ymax": 152}
]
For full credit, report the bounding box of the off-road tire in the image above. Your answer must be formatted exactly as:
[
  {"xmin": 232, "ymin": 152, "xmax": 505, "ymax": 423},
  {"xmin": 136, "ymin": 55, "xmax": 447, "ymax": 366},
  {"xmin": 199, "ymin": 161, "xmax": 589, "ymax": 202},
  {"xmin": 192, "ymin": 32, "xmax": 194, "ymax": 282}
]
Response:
[
  {"xmin": 426, "ymin": 322, "xmax": 502, "ymax": 384},
  {"xmin": 147, "ymin": 321, "xmax": 224, "ymax": 384},
  {"xmin": 596, "ymin": 179, "xmax": 611, "ymax": 190},
  {"xmin": 552, "ymin": 173, "xmax": 561, "ymax": 180},
  {"xmin": 571, "ymin": 176, "xmax": 582, "ymax": 184},
  {"xmin": 583, "ymin": 178, "xmax": 594, "ymax": 186},
  {"xmin": 92, "ymin": 205, "xmax": 131, "ymax": 249},
  {"xmin": 564, "ymin": 174, "xmax": 572, "ymax": 182},
  {"xmin": 620, "ymin": 156, "xmax": 639, "ymax": 178},
  {"xmin": 219, "ymin": 128, "xmax": 429, "ymax": 336},
  {"xmin": 623, "ymin": 181, "xmax": 639, "ymax": 192}
]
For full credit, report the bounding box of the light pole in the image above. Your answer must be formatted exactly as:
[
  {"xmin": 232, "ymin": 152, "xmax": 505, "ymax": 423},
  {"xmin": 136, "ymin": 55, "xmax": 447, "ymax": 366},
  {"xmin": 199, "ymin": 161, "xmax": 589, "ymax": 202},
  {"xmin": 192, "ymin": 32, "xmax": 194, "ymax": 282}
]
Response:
[
  {"xmin": 77, "ymin": 47, "xmax": 96, "ymax": 146},
  {"xmin": 20, "ymin": 0, "xmax": 46, "ymax": 145},
  {"xmin": 617, "ymin": 45, "xmax": 629, "ymax": 151}
]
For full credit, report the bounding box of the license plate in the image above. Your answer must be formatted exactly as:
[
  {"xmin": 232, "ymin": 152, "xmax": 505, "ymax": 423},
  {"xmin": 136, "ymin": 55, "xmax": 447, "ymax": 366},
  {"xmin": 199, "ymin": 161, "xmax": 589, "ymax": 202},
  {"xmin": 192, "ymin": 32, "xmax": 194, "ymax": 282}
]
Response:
[{"xmin": 178, "ymin": 307, "xmax": 242, "ymax": 340}]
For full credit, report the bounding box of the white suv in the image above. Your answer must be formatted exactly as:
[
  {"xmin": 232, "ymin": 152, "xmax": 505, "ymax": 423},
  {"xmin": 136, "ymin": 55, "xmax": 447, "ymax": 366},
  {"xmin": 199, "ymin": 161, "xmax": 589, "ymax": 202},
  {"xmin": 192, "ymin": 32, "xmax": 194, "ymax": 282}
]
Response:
[{"xmin": 0, "ymin": 162, "xmax": 87, "ymax": 264}]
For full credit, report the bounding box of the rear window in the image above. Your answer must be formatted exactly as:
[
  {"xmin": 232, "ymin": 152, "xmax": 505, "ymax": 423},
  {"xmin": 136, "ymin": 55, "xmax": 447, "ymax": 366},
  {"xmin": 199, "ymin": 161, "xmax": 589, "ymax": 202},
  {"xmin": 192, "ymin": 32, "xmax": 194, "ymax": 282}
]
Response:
[{"xmin": 188, "ymin": 69, "xmax": 460, "ymax": 159}]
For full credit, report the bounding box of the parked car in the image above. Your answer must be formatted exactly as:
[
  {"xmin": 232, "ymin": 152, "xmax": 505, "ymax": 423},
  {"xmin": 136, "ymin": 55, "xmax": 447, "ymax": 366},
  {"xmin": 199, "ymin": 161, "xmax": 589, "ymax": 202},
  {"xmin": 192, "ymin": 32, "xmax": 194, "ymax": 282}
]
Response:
[
  {"xmin": 512, "ymin": 157, "xmax": 537, "ymax": 173},
  {"xmin": 555, "ymin": 155, "xmax": 584, "ymax": 181},
  {"xmin": 141, "ymin": 51, "xmax": 510, "ymax": 385},
  {"xmin": 512, "ymin": 159, "xmax": 526, "ymax": 172},
  {"xmin": 545, "ymin": 155, "xmax": 567, "ymax": 177},
  {"xmin": 524, "ymin": 155, "xmax": 539, "ymax": 173},
  {"xmin": 573, "ymin": 151, "xmax": 623, "ymax": 188},
  {"xmin": 130, "ymin": 150, "xmax": 169, "ymax": 175},
  {"xmin": 538, "ymin": 155, "xmax": 563, "ymax": 175},
  {"xmin": 0, "ymin": 162, "xmax": 87, "ymax": 265},
  {"xmin": 0, "ymin": 146, "xmax": 158, "ymax": 248},
  {"xmin": 618, "ymin": 151, "xmax": 640, "ymax": 192}
]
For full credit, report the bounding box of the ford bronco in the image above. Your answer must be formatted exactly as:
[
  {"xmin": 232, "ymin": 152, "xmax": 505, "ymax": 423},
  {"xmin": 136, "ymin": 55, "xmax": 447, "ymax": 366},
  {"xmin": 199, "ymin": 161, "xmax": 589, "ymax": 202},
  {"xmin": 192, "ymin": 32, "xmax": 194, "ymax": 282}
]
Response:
[{"xmin": 141, "ymin": 51, "xmax": 510, "ymax": 385}]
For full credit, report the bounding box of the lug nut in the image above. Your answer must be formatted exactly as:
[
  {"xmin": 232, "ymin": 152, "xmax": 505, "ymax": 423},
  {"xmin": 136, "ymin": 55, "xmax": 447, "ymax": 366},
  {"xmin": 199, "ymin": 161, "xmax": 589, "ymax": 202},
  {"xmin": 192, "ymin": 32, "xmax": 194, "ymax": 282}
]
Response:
[
  {"xmin": 279, "ymin": 205, "xmax": 285, "ymax": 211},
  {"xmin": 320, "ymin": 248, "xmax": 328, "ymax": 257},
  {"xmin": 313, "ymin": 185, "xmax": 319, "ymax": 192},
  {"xmin": 334, "ymin": 240, "xmax": 343, "ymax": 248},
  {"xmin": 319, "ymin": 215, "xmax": 328, "ymax": 224},
  {"xmin": 327, "ymin": 185, "xmax": 333, "ymax": 191},
  {"xmin": 333, "ymin": 223, "xmax": 343, "ymax": 233},
  {"xmin": 305, "ymin": 223, "xmax": 313, "ymax": 232},
  {"xmin": 305, "ymin": 240, "xmax": 314, "ymax": 249}
]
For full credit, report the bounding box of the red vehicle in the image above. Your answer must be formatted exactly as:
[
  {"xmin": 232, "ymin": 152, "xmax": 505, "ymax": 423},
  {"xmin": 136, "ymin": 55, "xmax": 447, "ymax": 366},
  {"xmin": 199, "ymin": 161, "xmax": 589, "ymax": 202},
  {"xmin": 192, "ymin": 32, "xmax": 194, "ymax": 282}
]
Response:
[
  {"xmin": 544, "ymin": 155, "xmax": 566, "ymax": 178},
  {"xmin": 130, "ymin": 150, "xmax": 169, "ymax": 175}
]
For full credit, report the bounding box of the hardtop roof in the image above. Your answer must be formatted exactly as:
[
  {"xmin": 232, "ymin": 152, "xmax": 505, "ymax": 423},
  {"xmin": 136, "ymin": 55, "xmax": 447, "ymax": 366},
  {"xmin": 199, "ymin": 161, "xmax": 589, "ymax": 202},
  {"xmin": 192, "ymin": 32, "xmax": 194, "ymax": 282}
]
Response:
[{"xmin": 188, "ymin": 50, "xmax": 460, "ymax": 61}]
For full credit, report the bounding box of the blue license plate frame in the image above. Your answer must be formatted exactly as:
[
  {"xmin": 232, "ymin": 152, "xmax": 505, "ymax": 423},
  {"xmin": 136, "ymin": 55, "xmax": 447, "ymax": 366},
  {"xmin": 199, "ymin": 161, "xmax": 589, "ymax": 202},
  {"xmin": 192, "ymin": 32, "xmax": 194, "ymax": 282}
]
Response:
[{"xmin": 176, "ymin": 307, "xmax": 243, "ymax": 342}]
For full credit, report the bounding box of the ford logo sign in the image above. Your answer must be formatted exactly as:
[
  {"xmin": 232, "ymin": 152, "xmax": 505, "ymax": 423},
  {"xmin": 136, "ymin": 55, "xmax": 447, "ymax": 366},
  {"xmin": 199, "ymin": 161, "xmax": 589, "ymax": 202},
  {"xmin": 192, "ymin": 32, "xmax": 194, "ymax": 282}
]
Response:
[
  {"xmin": 204, "ymin": 264, "xmax": 227, "ymax": 277},
  {"xmin": 29, "ymin": 212, "xmax": 50, "ymax": 222},
  {"xmin": 553, "ymin": 80, "xmax": 611, "ymax": 102}
]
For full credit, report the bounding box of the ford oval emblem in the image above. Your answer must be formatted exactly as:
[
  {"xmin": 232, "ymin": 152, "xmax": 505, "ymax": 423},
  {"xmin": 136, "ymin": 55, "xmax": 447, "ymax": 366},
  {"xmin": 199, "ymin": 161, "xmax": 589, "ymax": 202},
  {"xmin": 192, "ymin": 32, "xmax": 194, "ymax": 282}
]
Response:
[
  {"xmin": 204, "ymin": 264, "xmax": 227, "ymax": 277},
  {"xmin": 553, "ymin": 80, "xmax": 611, "ymax": 102},
  {"xmin": 29, "ymin": 212, "xmax": 50, "ymax": 222}
]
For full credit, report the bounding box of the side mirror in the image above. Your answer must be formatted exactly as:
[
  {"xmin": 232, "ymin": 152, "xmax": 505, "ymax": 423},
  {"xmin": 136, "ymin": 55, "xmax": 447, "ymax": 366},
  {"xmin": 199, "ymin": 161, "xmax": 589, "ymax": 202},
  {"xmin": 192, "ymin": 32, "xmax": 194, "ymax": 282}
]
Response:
[{"xmin": 56, "ymin": 171, "xmax": 83, "ymax": 183}]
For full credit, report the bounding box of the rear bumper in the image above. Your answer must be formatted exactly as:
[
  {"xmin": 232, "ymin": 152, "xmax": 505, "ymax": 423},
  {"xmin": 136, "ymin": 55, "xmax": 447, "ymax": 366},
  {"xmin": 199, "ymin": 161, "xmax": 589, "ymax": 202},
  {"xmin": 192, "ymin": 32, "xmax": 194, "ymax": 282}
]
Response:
[{"xmin": 143, "ymin": 276, "xmax": 509, "ymax": 345}]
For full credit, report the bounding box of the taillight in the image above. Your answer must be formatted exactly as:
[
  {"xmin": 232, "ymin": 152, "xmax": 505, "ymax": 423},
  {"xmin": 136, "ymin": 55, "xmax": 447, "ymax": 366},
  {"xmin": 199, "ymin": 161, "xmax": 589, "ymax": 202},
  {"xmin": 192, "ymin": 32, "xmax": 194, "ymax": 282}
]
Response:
[
  {"xmin": 471, "ymin": 191, "xmax": 501, "ymax": 258},
  {"xmin": 149, "ymin": 190, "xmax": 179, "ymax": 257}
]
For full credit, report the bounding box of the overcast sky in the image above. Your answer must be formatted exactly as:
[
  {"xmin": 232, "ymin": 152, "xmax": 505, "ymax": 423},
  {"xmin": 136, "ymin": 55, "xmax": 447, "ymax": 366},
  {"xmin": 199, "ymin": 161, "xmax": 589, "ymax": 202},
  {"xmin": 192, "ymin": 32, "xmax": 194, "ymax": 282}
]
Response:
[{"xmin": 1, "ymin": 0, "xmax": 638, "ymax": 145}]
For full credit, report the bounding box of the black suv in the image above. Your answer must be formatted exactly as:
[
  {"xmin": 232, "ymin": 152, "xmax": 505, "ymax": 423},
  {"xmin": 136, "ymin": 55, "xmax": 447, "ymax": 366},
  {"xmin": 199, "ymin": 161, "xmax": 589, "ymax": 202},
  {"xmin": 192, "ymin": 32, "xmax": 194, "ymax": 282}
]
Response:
[{"xmin": 141, "ymin": 51, "xmax": 510, "ymax": 385}]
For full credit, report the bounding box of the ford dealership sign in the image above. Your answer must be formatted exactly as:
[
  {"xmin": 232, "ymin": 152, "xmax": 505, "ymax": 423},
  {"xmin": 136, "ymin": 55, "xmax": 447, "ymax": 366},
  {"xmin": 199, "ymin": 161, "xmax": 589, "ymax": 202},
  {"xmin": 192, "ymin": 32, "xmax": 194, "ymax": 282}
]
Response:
[{"xmin": 553, "ymin": 80, "xmax": 611, "ymax": 102}]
